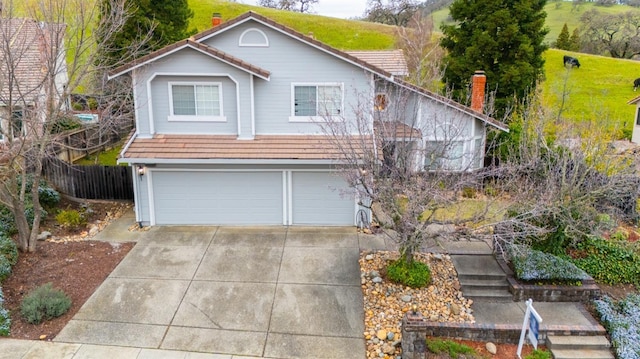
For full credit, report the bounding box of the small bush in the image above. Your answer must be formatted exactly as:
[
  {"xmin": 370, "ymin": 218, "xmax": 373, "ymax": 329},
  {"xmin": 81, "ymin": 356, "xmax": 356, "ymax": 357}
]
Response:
[
  {"xmin": 507, "ymin": 244, "xmax": 590, "ymax": 282},
  {"xmin": 55, "ymin": 209, "xmax": 86, "ymax": 229},
  {"xmin": 426, "ymin": 338, "xmax": 478, "ymax": 358},
  {"xmin": 0, "ymin": 287, "xmax": 10, "ymax": 336},
  {"xmin": 0, "ymin": 234, "xmax": 18, "ymax": 266},
  {"xmin": 87, "ymin": 98, "xmax": 98, "ymax": 110},
  {"xmin": 0, "ymin": 256, "xmax": 11, "ymax": 283},
  {"xmin": 20, "ymin": 283, "xmax": 72, "ymax": 324},
  {"xmin": 387, "ymin": 256, "xmax": 431, "ymax": 288},
  {"xmin": 594, "ymin": 294, "xmax": 640, "ymax": 359},
  {"xmin": 461, "ymin": 186, "xmax": 476, "ymax": 198},
  {"xmin": 524, "ymin": 349, "xmax": 551, "ymax": 359},
  {"xmin": 571, "ymin": 237, "xmax": 640, "ymax": 285},
  {"xmin": 0, "ymin": 207, "xmax": 16, "ymax": 235}
]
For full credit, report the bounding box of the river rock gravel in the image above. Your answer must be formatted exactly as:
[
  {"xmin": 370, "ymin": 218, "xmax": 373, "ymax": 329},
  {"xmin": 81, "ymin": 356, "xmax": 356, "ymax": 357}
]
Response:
[{"xmin": 360, "ymin": 251, "xmax": 475, "ymax": 359}]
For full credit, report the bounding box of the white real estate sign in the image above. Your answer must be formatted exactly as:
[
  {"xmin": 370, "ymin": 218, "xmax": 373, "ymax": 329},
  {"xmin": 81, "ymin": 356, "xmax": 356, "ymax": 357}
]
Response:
[{"xmin": 517, "ymin": 298, "xmax": 543, "ymax": 358}]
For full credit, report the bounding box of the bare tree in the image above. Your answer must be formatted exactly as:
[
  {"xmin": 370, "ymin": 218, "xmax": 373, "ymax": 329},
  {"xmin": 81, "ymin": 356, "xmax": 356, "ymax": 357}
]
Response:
[
  {"xmin": 395, "ymin": 12, "xmax": 444, "ymax": 90},
  {"xmin": 364, "ymin": 0, "xmax": 423, "ymax": 26},
  {"xmin": 318, "ymin": 82, "xmax": 500, "ymax": 263},
  {"xmin": 488, "ymin": 93, "xmax": 639, "ymax": 257},
  {"xmin": 579, "ymin": 9, "xmax": 640, "ymax": 58},
  {"xmin": 258, "ymin": 0, "xmax": 318, "ymax": 13},
  {"xmin": 0, "ymin": 0, "xmax": 148, "ymax": 252}
]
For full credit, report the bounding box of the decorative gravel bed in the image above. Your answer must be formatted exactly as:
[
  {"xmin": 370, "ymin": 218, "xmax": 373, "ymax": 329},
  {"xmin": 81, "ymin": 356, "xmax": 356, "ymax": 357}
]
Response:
[{"xmin": 360, "ymin": 251, "xmax": 475, "ymax": 359}]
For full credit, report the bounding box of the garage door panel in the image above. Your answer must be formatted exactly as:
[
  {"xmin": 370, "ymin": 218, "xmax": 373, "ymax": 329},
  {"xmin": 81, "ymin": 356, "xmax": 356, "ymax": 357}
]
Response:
[
  {"xmin": 152, "ymin": 171, "xmax": 283, "ymax": 225},
  {"xmin": 292, "ymin": 172, "xmax": 354, "ymax": 225}
]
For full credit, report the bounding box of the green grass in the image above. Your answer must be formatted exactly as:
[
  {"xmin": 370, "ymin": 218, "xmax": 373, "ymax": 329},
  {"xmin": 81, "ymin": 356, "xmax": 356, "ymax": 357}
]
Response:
[
  {"xmin": 74, "ymin": 143, "xmax": 124, "ymax": 166},
  {"xmin": 541, "ymin": 48, "xmax": 640, "ymax": 137},
  {"xmin": 430, "ymin": 1, "xmax": 640, "ymax": 45},
  {"xmin": 189, "ymin": 0, "xmax": 397, "ymax": 50}
]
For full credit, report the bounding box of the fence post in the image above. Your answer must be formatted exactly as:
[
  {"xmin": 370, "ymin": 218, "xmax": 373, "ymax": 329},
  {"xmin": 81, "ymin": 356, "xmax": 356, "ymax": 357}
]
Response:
[{"xmin": 401, "ymin": 308, "xmax": 428, "ymax": 359}]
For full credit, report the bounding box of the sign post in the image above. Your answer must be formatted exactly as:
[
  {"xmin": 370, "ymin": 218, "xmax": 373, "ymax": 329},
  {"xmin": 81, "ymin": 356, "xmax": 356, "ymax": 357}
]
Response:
[{"xmin": 517, "ymin": 298, "xmax": 543, "ymax": 359}]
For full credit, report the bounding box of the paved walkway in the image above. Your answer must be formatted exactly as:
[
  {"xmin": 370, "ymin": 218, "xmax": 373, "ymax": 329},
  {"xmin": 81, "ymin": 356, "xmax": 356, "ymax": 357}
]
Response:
[{"xmin": 0, "ymin": 214, "xmax": 604, "ymax": 358}]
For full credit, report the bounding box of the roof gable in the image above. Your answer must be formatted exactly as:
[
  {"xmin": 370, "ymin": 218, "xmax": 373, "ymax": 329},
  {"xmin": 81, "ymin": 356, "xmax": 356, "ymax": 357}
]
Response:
[{"xmin": 109, "ymin": 39, "xmax": 271, "ymax": 80}]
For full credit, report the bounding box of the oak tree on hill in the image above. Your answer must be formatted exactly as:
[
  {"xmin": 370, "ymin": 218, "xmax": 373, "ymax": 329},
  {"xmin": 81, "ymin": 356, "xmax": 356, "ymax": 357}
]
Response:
[
  {"xmin": 440, "ymin": 0, "xmax": 548, "ymax": 118},
  {"xmin": 364, "ymin": 0, "xmax": 423, "ymax": 26},
  {"xmin": 579, "ymin": 9, "xmax": 640, "ymax": 59},
  {"xmin": 258, "ymin": 0, "xmax": 319, "ymax": 13}
]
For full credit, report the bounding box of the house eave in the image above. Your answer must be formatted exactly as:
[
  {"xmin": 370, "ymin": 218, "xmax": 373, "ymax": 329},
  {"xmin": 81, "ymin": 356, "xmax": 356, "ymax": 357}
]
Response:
[{"xmin": 117, "ymin": 158, "xmax": 345, "ymax": 165}]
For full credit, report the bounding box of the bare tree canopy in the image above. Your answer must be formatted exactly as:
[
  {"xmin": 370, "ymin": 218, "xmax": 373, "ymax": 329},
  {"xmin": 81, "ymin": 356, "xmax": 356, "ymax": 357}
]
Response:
[
  {"xmin": 579, "ymin": 9, "xmax": 640, "ymax": 59},
  {"xmin": 364, "ymin": 0, "xmax": 423, "ymax": 26},
  {"xmin": 395, "ymin": 13, "xmax": 444, "ymax": 90},
  {"xmin": 0, "ymin": 0, "xmax": 149, "ymax": 252},
  {"xmin": 258, "ymin": 0, "xmax": 318, "ymax": 13}
]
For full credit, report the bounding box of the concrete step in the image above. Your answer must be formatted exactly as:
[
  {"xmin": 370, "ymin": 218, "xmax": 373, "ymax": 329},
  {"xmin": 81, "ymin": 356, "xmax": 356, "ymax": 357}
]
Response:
[
  {"xmin": 547, "ymin": 335, "xmax": 611, "ymax": 350},
  {"xmin": 457, "ymin": 272, "xmax": 507, "ymax": 281},
  {"xmin": 459, "ymin": 278, "xmax": 509, "ymax": 289},
  {"xmin": 551, "ymin": 349, "xmax": 614, "ymax": 359},
  {"xmin": 462, "ymin": 288, "xmax": 513, "ymax": 302},
  {"xmin": 451, "ymin": 255, "xmax": 506, "ymax": 280}
]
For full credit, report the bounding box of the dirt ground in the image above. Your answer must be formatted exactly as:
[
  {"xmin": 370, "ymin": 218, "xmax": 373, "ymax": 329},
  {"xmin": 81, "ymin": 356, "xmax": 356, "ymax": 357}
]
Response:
[{"xmin": 0, "ymin": 199, "xmax": 637, "ymax": 358}]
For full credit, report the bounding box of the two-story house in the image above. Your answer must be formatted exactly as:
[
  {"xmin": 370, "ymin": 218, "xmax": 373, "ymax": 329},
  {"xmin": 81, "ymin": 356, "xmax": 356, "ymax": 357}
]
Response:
[
  {"xmin": 110, "ymin": 11, "xmax": 507, "ymax": 227},
  {"xmin": 0, "ymin": 18, "xmax": 68, "ymax": 142}
]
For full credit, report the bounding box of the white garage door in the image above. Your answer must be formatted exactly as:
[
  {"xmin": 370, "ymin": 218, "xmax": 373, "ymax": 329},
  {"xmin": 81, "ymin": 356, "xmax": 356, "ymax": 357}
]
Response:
[
  {"xmin": 292, "ymin": 172, "xmax": 354, "ymax": 225},
  {"xmin": 152, "ymin": 171, "xmax": 283, "ymax": 225}
]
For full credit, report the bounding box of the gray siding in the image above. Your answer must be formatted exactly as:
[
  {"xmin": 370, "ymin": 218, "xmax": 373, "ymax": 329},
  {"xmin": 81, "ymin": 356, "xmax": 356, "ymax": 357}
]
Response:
[
  {"xmin": 133, "ymin": 48, "xmax": 257, "ymax": 136},
  {"xmin": 202, "ymin": 21, "xmax": 372, "ymax": 135}
]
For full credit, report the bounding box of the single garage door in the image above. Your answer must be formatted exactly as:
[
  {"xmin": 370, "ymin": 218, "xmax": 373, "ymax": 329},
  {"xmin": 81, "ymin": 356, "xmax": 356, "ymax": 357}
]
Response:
[
  {"xmin": 292, "ymin": 172, "xmax": 354, "ymax": 225},
  {"xmin": 152, "ymin": 171, "xmax": 283, "ymax": 225}
]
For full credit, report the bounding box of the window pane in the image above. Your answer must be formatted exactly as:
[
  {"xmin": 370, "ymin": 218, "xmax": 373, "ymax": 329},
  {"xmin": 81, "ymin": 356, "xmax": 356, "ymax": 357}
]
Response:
[
  {"xmin": 11, "ymin": 110, "xmax": 22, "ymax": 138},
  {"xmin": 195, "ymin": 85, "xmax": 220, "ymax": 116},
  {"xmin": 294, "ymin": 86, "xmax": 317, "ymax": 116},
  {"xmin": 172, "ymin": 85, "xmax": 196, "ymax": 115},
  {"xmin": 318, "ymin": 85, "xmax": 341, "ymax": 116}
]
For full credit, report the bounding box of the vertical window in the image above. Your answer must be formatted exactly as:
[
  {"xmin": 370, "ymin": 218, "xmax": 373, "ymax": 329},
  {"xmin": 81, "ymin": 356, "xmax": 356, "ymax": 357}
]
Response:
[
  {"xmin": 636, "ymin": 108, "xmax": 640, "ymax": 126},
  {"xmin": 293, "ymin": 84, "xmax": 342, "ymax": 118},
  {"xmin": 169, "ymin": 83, "xmax": 224, "ymax": 121},
  {"xmin": 11, "ymin": 109, "xmax": 23, "ymax": 138}
]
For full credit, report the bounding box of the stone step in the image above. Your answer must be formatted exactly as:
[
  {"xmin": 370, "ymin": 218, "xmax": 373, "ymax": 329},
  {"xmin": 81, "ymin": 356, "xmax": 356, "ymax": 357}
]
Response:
[
  {"xmin": 551, "ymin": 349, "xmax": 614, "ymax": 359},
  {"xmin": 461, "ymin": 288, "xmax": 513, "ymax": 302},
  {"xmin": 547, "ymin": 335, "xmax": 611, "ymax": 351}
]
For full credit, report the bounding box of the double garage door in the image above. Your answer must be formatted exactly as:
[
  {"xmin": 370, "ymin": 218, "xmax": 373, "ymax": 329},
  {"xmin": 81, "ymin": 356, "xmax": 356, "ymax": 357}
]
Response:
[{"xmin": 151, "ymin": 170, "xmax": 355, "ymax": 226}]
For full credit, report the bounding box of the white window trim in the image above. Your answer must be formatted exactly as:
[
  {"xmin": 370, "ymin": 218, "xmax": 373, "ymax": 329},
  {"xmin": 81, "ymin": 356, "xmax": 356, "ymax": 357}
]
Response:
[
  {"xmin": 289, "ymin": 82, "xmax": 344, "ymax": 122},
  {"xmin": 238, "ymin": 28, "xmax": 269, "ymax": 47},
  {"xmin": 167, "ymin": 81, "xmax": 226, "ymax": 122}
]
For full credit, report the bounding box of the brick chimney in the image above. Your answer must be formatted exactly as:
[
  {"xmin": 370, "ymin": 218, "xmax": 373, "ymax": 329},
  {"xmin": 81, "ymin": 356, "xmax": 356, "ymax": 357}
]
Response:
[
  {"xmin": 211, "ymin": 12, "xmax": 222, "ymax": 27},
  {"xmin": 470, "ymin": 70, "xmax": 486, "ymax": 113}
]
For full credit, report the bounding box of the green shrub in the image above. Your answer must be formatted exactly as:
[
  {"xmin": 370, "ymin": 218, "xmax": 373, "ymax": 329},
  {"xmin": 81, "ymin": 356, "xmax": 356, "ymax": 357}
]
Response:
[
  {"xmin": 0, "ymin": 234, "xmax": 18, "ymax": 266},
  {"xmin": 461, "ymin": 186, "xmax": 476, "ymax": 198},
  {"xmin": 524, "ymin": 349, "xmax": 551, "ymax": 359},
  {"xmin": 55, "ymin": 209, "xmax": 86, "ymax": 229},
  {"xmin": 87, "ymin": 98, "xmax": 98, "ymax": 110},
  {"xmin": 0, "ymin": 256, "xmax": 11, "ymax": 283},
  {"xmin": 49, "ymin": 115, "xmax": 82, "ymax": 134},
  {"xmin": 387, "ymin": 257, "xmax": 431, "ymax": 288},
  {"xmin": 571, "ymin": 237, "xmax": 640, "ymax": 285},
  {"xmin": 0, "ymin": 207, "xmax": 16, "ymax": 235},
  {"xmin": 20, "ymin": 283, "xmax": 72, "ymax": 324},
  {"xmin": 426, "ymin": 338, "xmax": 478, "ymax": 357},
  {"xmin": 0, "ymin": 287, "xmax": 10, "ymax": 336},
  {"xmin": 507, "ymin": 244, "xmax": 590, "ymax": 282}
]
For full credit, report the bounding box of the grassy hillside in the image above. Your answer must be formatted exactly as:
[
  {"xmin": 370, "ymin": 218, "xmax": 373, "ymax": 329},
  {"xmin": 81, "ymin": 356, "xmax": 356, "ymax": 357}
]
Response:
[
  {"xmin": 189, "ymin": 0, "xmax": 397, "ymax": 50},
  {"xmin": 541, "ymin": 49, "xmax": 640, "ymax": 136},
  {"xmin": 430, "ymin": 2, "xmax": 640, "ymax": 45}
]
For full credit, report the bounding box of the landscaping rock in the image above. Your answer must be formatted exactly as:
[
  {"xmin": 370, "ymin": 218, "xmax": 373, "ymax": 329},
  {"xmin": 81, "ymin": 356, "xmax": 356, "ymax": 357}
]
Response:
[
  {"xmin": 376, "ymin": 330, "xmax": 387, "ymax": 340},
  {"xmin": 372, "ymin": 276, "xmax": 383, "ymax": 283},
  {"xmin": 401, "ymin": 295, "xmax": 412, "ymax": 302},
  {"xmin": 365, "ymin": 254, "xmax": 374, "ymax": 261},
  {"xmin": 37, "ymin": 231, "xmax": 51, "ymax": 241},
  {"xmin": 486, "ymin": 342, "xmax": 497, "ymax": 354},
  {"xmin": 450, "ymin": 303, "xmax": 461, "ymax": 315}
]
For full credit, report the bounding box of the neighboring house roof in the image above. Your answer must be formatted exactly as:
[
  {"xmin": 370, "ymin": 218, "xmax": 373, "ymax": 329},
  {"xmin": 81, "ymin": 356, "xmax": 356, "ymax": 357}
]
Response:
[
  {"xmin": 0, "ymin": 18, "xmax": 66, "ymax": 104},
  {"xmin": 347, "ymin": 50, "xmax": 409, "ymax": 77},
  {"xmin": 109, "ymin": 39, "xmax": 271, "ymax": 80},
  {"xmin": 628, "ymin": 95, "xmax": 640, "ymax": 105},
  {"xmin": 122, "ymin": 134, "xmax": 369, "ymax": 162}
]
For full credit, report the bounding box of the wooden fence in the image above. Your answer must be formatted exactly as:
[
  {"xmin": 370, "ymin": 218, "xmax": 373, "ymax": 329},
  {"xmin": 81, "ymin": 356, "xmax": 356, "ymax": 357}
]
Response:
[{"xmin": 43, "ymin": 158, "xmax": 133, "ymax": 200}]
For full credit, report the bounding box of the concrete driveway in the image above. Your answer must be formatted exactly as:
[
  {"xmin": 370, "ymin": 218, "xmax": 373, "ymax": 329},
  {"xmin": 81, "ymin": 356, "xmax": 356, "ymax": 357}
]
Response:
[{"xmin": 55, "ymin": 226, "xmax": 367, "ymax": 358}]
